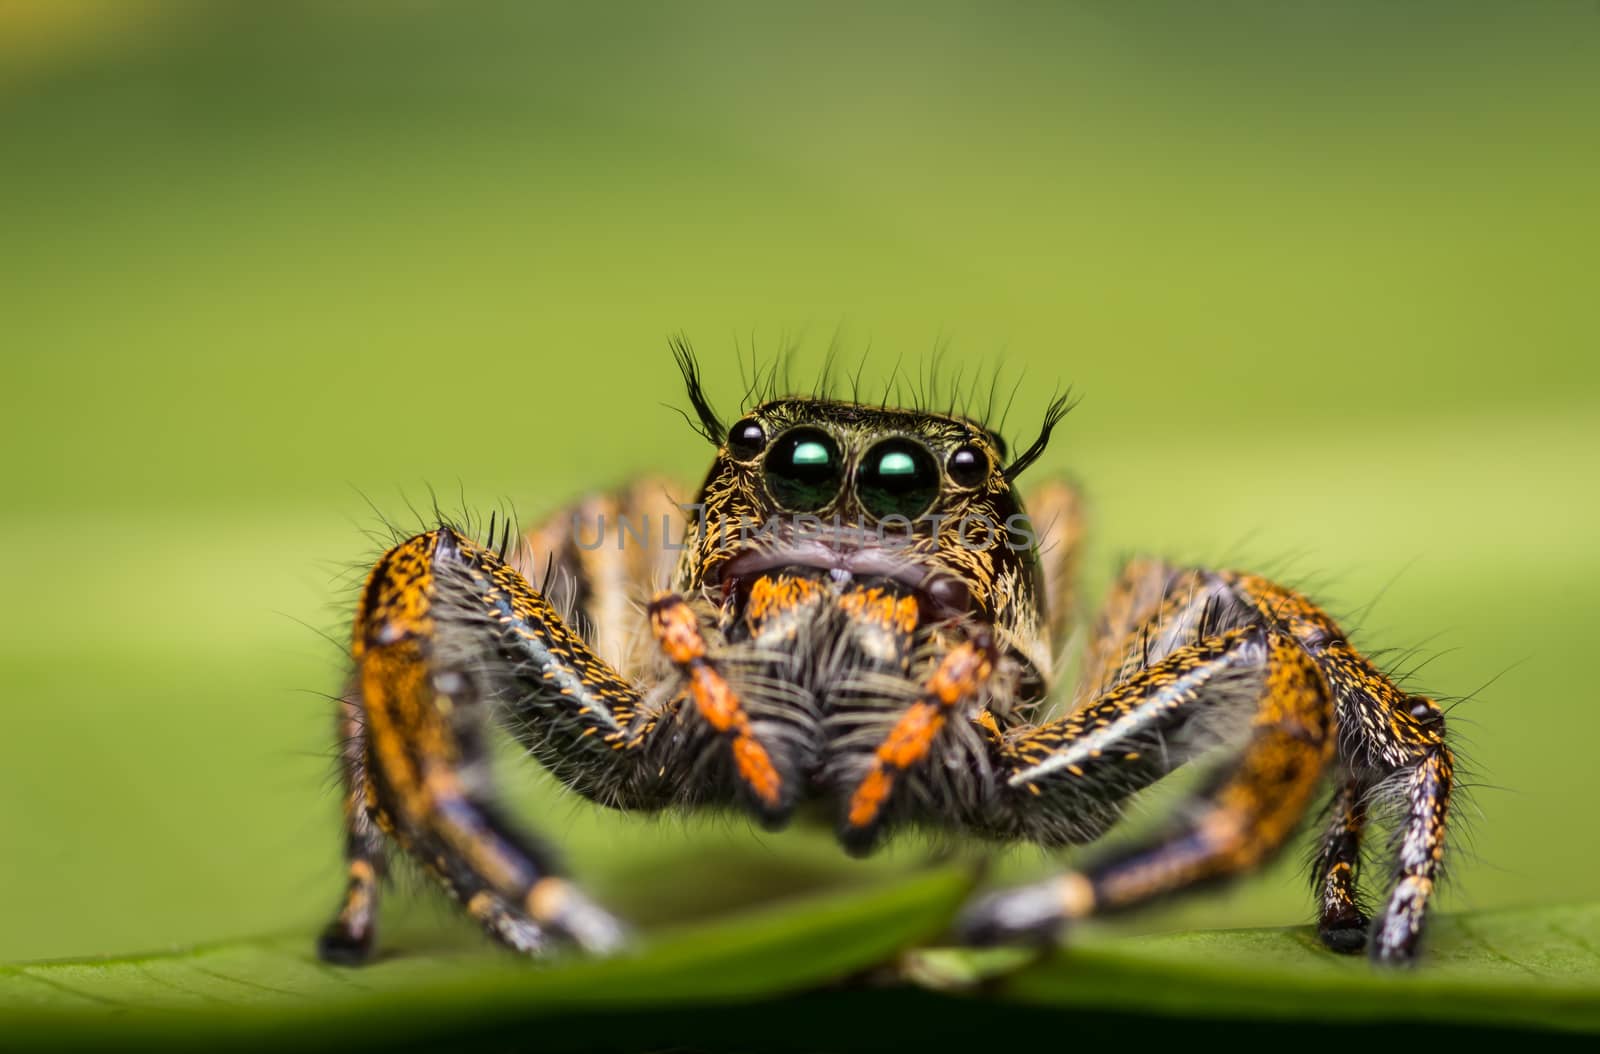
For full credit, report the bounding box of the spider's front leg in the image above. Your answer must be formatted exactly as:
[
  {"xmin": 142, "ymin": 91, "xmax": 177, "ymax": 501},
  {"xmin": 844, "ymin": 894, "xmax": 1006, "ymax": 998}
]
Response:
[
  {"xmin": 959, "ymin": 619, "xmax": 1333, "ymax": 943},
  {"xmin": 958, "ymin": 563, "xmax": 1454, "ymax": 965},
  {"xmin": 318, "ymin": 525, "xmax": 655, "ymax": 964}
]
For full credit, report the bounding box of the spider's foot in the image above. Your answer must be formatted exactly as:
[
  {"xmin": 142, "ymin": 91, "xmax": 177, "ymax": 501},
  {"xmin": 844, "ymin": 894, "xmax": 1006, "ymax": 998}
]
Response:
[
  {"xmin": 1344, "ymin": 872, "xmax": 1433, "ymax": 967},
  {"xmin": 528, "ymin": 878, "xmax": 630, "ymax": 956},
  {"xmin": 1316, "ymin": 910, "xmax": 1371, "ymax": 955},
  {"xmin": 954, "ymin": 874, "xmax": 1093, "ymax": 947},
  {"xmin": 1370, "ymin": 933, "xmax": 1422, "ymax": 968},
  {"xmin": 469, "ymin": 894, "xmax": 550, "ymax": 957},
  {"xmin": 1368, "ymin": 899, "xmax": 1427, "ymax": 967},
  {"xmin": 316, "ymin": 919, "xmax": 377, "ymax": 967}
]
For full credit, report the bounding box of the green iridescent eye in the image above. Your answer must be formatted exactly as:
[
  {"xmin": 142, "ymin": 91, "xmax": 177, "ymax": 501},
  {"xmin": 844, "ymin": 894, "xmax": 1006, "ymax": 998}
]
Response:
[
  {"xmin": 764, "ymin": 427, "xmax": 843, "ymax": 512},
  {"xmin": 858, "ymin": 437, "xmax": 939, "ymax": 521}
]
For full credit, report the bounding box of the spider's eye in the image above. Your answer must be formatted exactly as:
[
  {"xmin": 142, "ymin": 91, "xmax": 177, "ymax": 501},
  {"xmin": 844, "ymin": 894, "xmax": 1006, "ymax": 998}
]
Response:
[
  {"xmin": 858, "ymin": 438, "xmax": 940, "ymax": 521},
  {"xmin": 764, "ymin": 427, "xmax": 844, "ymax": 512},
  {"xmin": 727, "ymin": 417, "xmax": 767, "ymax": 459},
  {"xmin": 946, "ymin": 443, "xmax": 990, "ymax": 488}
]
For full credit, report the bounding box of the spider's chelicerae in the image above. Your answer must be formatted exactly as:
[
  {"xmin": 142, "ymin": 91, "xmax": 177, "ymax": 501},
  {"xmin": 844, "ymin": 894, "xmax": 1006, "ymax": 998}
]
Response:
[{"xmin": 319, "ymin": 350, "xmax": 1454, "ymax": 968}]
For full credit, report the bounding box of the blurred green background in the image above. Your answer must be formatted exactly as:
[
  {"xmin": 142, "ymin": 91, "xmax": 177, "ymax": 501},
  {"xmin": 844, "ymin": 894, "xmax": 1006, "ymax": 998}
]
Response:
[{"xmin": 2, "ymin": 1, "xmax": 1597, "ymax": 963}]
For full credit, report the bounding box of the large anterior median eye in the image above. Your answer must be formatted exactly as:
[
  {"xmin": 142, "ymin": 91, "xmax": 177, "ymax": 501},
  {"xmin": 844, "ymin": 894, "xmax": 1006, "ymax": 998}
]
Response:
[
  {"xmin": 763, "ymin": 427, "xmax": 844, "ymax": 512},
  {"xmin": 858, "ymin": 437, "xmax": 940, "ymax": 521}
]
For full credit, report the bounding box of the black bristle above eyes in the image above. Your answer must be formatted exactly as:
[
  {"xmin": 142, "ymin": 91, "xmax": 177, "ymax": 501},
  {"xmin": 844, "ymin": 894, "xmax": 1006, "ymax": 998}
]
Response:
[
  {"xmin": 485, "ymin": 508, "xmax": 516, "ymax": 562},
  {"xmin": 672, "ymin": 335, "xmax": 1070, "ymax": 466},
  {"xmin": 1002, "ymin": 388, "xmax": 1077, "ymax": 483},
  {"xmin": 670, "ymin": 336, "xmax": 725, "ymax": 445}
]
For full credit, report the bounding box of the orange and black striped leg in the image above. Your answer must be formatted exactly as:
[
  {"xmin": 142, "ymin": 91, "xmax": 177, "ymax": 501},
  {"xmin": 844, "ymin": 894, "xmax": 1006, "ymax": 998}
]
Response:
[
  {"xmin": 839, "ymin": 630, "xmax": 997, "ymax": 855},
  {"xmin": 1073, "ymin": 559, "xmax": 1172, "ymax": 705},
  {"xmin": 1317, "ymin": 644, "xmax": 1454, "ymax": 966},
  {"xmin": 648, "ymin": 593, "xmax": 790, "ymax": 824},
  {"xmin": 1071, "ymin": 560, "xmax": 1228, "ymax": 708},
  {"xmin": 319, "ymin": 527, "xmax": 646, "ymax": 964},
  {"xmin": 956, "ymin": 626, "xmax": 1267, "ymax": 940},
  {"xmin": 959, "ymin": 631, "xmax": 1334, "ymax": 944},
  {"xmin": 1312, "ymin": 778, "xmax": 1370, "ymax": 953},
  {"xmin": 1227, "ymin": 575, "xmax": 1455, "ymax": 965},
  {"xmin": 516, "ymin": 476, "xmax": 687, "ymax": 678},
  {"xmin": 397, "ymin": 804, "xmax": 551, "ymax": 955},
  {"xmin": 1372, "ymin": 744, "xmax": 1452, "ymax": 964},
  {"xmin": 317, "ymin": 689, "xmax": 387, "ymax": 964}
]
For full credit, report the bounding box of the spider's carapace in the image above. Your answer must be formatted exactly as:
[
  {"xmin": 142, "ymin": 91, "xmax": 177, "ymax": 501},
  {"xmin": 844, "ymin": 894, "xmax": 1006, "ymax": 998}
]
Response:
[{"xmin": 318, "ymin": 351, "xmax": 1454, "ymax": 967}]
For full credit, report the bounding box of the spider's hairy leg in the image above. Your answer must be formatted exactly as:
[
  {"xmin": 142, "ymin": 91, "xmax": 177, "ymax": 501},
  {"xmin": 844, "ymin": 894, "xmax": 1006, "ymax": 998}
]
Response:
[
  {"xmin": 963, "ymin": 563, "xmax": 1456, "ymax": 964},
  {"xmin": 318, "ymin": 527, "xmax": 646, "ymax": 965},
  {"xmin": 959, "ymin": 628, "xmax": 1334, "ymax": 945},
  {"xmin": 1316, "ymin": 641, "xmax": 1452, "ymax": 964},
  {"xmin": 1228, "ymin": 573, "xmax": 1455, "ymax": 965},
  {"xmin": 1374, "ymin": 742, "xmax": 1451, "ymax": 963},
  {"xmin": 1312, "ymin": 777, "xmax": 1371, "ymax": 953},
  {"xmin": 317, "ymin": 687, "xmax": 387, "ymax": 964},
  {"xmin": 1024, "ymin": 477, "xmax": 1087, "ymax": 653},
  {"xmin": 517, "ymin": 475, "xmax": 685, "ymax": 677},
  {"xmin": 1073, "ymin": 558, "xmax": 1202, "ymax": 707}
]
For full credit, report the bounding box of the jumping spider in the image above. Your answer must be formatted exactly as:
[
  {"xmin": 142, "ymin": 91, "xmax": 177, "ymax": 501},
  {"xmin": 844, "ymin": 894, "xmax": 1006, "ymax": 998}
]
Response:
[{"xmin": 319, "ymin": 350, "xmax": 1453, "ymax": 967}]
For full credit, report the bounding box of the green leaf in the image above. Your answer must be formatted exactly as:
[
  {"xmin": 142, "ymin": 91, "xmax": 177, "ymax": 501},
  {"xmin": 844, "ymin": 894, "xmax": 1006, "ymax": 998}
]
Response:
[
  {"xmin": 0, "ymin": 868, "xmax": 971, "ymax": 1050},
  {"xmin": 913, "ymin": 901, "xmax": 1600, "ymax": 1034},
  {"xmin": 7, "ymin": 890, "xmax": 1599, "ymax": 1050}
]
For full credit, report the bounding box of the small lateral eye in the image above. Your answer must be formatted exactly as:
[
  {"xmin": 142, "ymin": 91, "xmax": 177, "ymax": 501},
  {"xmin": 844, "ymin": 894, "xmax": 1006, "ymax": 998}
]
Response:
[
  {"xmin": 947, "ymin": 443, "xmax": 990, "ymax": 488},
  {"xmin": 727, "ymin": 418, "xmax": 767, "ymax": 458},
  {"xmin": 1408, "ymin": 696, "xmax": 1442, "ymax": 725}
]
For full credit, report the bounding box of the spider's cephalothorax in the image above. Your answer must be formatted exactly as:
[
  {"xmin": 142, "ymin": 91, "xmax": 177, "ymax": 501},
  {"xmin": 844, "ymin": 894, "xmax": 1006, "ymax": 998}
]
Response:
[
  {"xmin": 317, "ymin": 350, "xmax": 1456, "ymax": 968},
  {"xmin": 669, "ymin": 395, "xmax": 1057, "ymax": 835}
]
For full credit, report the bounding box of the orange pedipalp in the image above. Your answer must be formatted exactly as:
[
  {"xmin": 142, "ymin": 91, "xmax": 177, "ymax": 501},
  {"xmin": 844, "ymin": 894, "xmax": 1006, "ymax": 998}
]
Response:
[
  {"xmin": 651, "ymin": 593, "xmax": 785, "ymax": 809},
  {"xmin": 845, "ymin": 637, "xmax": 994, "ymax": 831}
]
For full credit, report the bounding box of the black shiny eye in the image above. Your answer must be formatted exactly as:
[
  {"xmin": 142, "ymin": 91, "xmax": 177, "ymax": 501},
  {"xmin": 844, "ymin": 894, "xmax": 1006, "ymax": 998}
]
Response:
[
  {"xmin": 727, "ymin": 417, "xmax": 767, "ymax": 458},
  {"xmin": 763, "ymin": 427, "xmax": 843, "ymax": 512},
  {"xmin": 858, "ymin": 438, "xmax": 940, "ymax": 521},
  {"xmin": 947, "ymin": 443, "xmax": 989, "ymax": 488}
]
